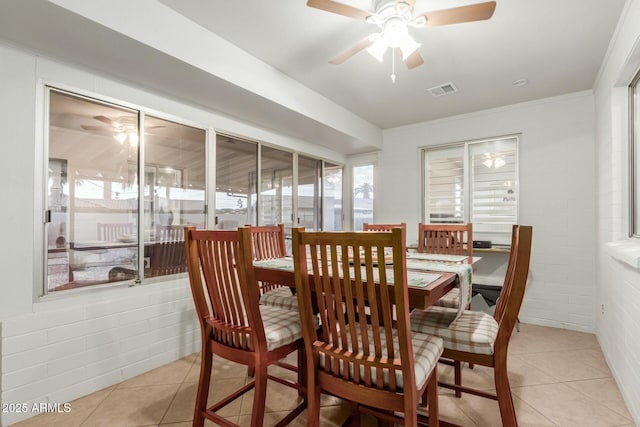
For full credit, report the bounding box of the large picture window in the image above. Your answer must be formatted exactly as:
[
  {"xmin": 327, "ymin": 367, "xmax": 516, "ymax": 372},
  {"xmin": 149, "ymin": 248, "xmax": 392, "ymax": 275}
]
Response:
[
  {"xmin": 422, "ymin": 135, "xmax": 518, "ymax": 244},
  {"xmin": 45, "ymin": 89, "xmax": 207, "ymax": 293},
  {"xmin": 631, "ymin": 69, "xmax": 640, "ymax": 237}
]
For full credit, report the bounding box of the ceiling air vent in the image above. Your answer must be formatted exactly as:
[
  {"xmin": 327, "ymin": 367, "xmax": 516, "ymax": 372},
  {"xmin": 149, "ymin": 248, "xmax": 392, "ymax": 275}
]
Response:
[{"xmin": 427, "ymin": 82, "xmax": 458, "ymax": 97}]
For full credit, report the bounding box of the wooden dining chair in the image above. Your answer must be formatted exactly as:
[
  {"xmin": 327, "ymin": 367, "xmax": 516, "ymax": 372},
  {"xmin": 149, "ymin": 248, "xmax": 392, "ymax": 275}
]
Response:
[
  {"xmin": 293, "ymin": 228, "xmax": 444, "ymax": 427},
  {"xmin": 185, "ymin": 226, "xmax": 311, "ymax": 427},
  {"xmin": 155, "ymin": 224, "xmax": 185, "ymax": 242},
  {"xmin": 417, "ymin": 223, "xmax": 473, "ymax": 309},
  {"xmin": 418, "ymin": 223, "xmax": 472, "ymax": 257},
  {"xmin": 363, "ymin": 222, "xmax": 407, "ymax": 246},
  {"xmin": 249, "ymin": 224, "xmax": 300, "ymax": 311},
  {"xmin": 97, "ymin": 222, "xmax": 134, "ymax": 241},
  {"xmin": 409, "ymin": 225, "xmax": 532, "ymax": 426}
]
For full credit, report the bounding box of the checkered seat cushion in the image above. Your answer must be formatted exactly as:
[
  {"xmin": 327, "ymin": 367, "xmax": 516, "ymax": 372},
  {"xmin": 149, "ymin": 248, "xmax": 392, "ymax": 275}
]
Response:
[
  {"xmin": 409, "ymin": 306, "xmax": 499, "ymax": 355},
  {"xmin": 259, "ymin": 304, "xmax": 316, "ymax": 351},
  {"xmin": 433, "ymin": 288, "xmax": 460, "ymax": 308},
  {"xmin": 319, "ymin": 330, "xmax": 443, "ymax": 390},
  {"xmin": 260, "ymin": 287, "xmax": 299, "ymax": 311}
]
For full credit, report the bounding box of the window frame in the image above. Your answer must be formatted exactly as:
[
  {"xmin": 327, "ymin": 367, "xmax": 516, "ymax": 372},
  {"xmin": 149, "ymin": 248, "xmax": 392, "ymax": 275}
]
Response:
[
  {"xmin": 630, "ymin": 69, "xmax": 640, "ymax": 238},
  {"xmin": 42, "ymin": 85, "xmax": 209, "ymax": 296},
  {"xmin": 421, "ymin": 134, "xmax": 520, "ymax": 244}
]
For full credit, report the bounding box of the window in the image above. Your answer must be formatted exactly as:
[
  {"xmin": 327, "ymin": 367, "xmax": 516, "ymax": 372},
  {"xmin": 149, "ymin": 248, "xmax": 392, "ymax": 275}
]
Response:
[
  {"xmin": 215, "ymin": 135, "xmax": 258, "ymax": 228},
  {"xmin": 45, "ymin": 89, "xmax": 206, "ymax": 293},
  {"xmin": 353, "ymin": 164, "xmax": 374, "ymax": 231},
  {"xmin": 215, "ymin": 134, "xmax": 344, "ymax": 233},
  {"xmin": 422, "ymin": 135, "xmax": 518, "ymax": 244},
  {"xmin": 323, "ymin": 162, "xmax": 343, "ymax": 231},
  {"xmin": 297, "ymin": 155, "xmax": 322, "ymax": 230},
  {"xmin": 631, "ymin": 69, "xmax": 640, "ymax": 237}
]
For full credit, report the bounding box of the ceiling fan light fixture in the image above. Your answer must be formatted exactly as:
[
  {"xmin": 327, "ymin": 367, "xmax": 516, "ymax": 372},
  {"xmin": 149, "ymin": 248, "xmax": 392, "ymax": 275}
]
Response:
[
  {"xmin": 366, "ymin": 38, "xmax": 388, "ymax": 62},
  {"xmin": 394, "ymin": 1, "xmax": 410, "ymax": 14},
  {"xmin": 399, "ymin": 35, "xmax": 421, "ymax": 60},
  {"xmin": 494, "ymin": 158, "xmax": 506, "ymax": 168},
  {"xmin": 483, "ymin": 159, "xmax": 493, "ymax": 168},
  {"xmin": 382, "ymin": 19, "xmax": 409, "ymax": 47},
  {"xmin": 411, "ymin": 15, "xmax": 427, "ymax": 27}
]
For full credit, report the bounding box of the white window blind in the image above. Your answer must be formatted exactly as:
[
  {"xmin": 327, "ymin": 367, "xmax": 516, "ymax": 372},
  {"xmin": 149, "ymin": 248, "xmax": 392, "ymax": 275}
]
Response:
[
  {"xmin": 470, "ymin": 138, "xmax": 518, "ymax": 241},
  {"xmin": 424, "ymin": 146, "xmax": 465, "ymax": 224},
  {"xmin": 423, "ymin": 136, "xmax": 519, "ymax": 244}
]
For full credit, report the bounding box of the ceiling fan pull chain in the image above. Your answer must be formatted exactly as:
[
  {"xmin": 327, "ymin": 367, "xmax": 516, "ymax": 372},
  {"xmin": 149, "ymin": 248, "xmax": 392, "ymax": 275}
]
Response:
[{"xmin": 391, "ymin": 47, "xmax": 397, "ymax": 83}]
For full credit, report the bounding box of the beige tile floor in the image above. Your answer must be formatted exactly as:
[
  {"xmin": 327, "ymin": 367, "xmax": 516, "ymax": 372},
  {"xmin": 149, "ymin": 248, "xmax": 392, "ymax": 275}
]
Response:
[{"xmin": 12, "ymin": 323, "xmax": 635, "ymax": 427}]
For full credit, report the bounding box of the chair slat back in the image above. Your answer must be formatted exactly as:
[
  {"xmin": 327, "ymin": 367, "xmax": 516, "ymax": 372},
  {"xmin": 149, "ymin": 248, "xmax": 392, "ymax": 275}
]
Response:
[
  {"xmin": 97, "ymin": 222, "xmax": 134, "ymax": 241},
  {"xmin": 493, "ymin": 225, "xmax": 532, "ymax": 343},
  {"xmin": 363, "ymin": 223, "xmax": 407, "ymax": 245},
  {"xmin": 156, "ymin": 224, "xmax": 185, "ymax": 242},
  {"xmin": 293, "ymin": 228, "xmax": 415, "ymax": 396},
  {"xmin": 185, "ymin": 227, "xmax": 264, "ymax": 352},
  {"xmin": 250, "ymin": 224, "xmax": 286, "ymax": 260},
  {"xmin": 418, "ymin": 223, "xmax": 472, "ymax": 258},
  {"xmin": 250, "ymin": 224, "xmax": 290, "ymax": 294},
  {"xmin": 150, "ymin": 240, "xmax": 187, "ymax": 276}
]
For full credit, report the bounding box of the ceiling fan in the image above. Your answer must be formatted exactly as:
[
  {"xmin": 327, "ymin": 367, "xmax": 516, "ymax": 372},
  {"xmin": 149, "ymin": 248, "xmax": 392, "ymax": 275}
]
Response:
[
  {"xmin": 307, "ymin": 0, "xmax": 497, "ymax": 72},
  {"xmin": 81, "ymin": 115, "xmax": 163, "ymax": 146}
]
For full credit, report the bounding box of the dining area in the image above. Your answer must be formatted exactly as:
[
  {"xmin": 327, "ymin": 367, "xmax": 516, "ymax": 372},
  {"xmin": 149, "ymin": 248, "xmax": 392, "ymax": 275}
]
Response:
[
  {"xmin": 17, "ymin": 221, "xmax": 632, "ymax": 427},
  {"xmin": 175, "ymin": 222, "xmax": 532, "ymax": 427}
]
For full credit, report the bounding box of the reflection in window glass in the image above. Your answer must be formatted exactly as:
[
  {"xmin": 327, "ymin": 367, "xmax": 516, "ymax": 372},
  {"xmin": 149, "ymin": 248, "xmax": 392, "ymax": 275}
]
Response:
[
  {"xmin": 469, "ymin": 139, "xmax": 518, "ymax": 240},
  {"xmin": 144, "ymin": 116, "xmax": 206, "ymax": 278},
  {"xmin": 298, "ymin": 155, "xmax": 321, "ymax": 231},
  {"xmin": 216, "ymin": 135, "xmax": 258, "ymax": 229},
  {"xmin": 261, "ymin": 146, "xmax": 293, "ymax": 227},
  {"xmin": 47, "ymin": 90, "xmax": 139, "ymax": 292},
  {"xmin": 353, "ymin": 164, "xmax": 374, "ymax": 231},
  {"xmin": 323, "ymin": 163, "xmax": 343, "ymax": 231}
]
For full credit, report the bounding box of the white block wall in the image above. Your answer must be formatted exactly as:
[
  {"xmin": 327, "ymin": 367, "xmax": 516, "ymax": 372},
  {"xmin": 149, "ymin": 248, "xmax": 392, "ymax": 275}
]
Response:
[
  {"xmin": 379, "ymin": 92, "xmax": 597, "ymax": 332},
  {"xmin": 594, "ymin": 0, "xmax": 640, "ymax": 424},
  {"xmin": 0, "ymin": 281, "xmax": 200, "ymax": 426}
]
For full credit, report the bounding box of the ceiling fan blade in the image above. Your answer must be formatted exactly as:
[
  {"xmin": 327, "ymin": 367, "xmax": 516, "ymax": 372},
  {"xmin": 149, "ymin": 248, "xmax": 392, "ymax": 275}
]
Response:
[
  {"xmin": 404, "ymin": 51, "xmax": 424, "ymax": 69},
  {"xmin": 329, "ymin": 36, "xmax": 375, "ymax": 64},
  {"xmin": 81, "ymin": 125, "xmax": 110, "ymax": 131},
  {"xmin": 93, "ymin": 115, "xmax": 120, "ymax": 127},
  {"xmin": 307, "ymin": 0, "xmax": 372, "ymax": 21},
  {"xmin": 418, "ymin": 1, "xmax": 496, "ymax": 27}
]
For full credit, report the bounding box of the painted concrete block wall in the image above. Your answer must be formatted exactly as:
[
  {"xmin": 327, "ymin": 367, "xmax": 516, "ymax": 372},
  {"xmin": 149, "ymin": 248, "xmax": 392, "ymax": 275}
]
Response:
[
  {"xmin": 594, "ymin": 0, "xmax": 640, "ymax": 423},
  {"xmin": 0, "ymin": 282, "xmax": 199, "ymax": 426},
  {"xmin": 380, "ymin": 92, "xmax": 597, "ymax": 332}
]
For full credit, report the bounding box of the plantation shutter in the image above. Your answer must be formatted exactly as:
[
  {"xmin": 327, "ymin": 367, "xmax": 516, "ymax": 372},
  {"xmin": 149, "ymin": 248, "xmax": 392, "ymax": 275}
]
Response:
[
  {"xmin": 424, "ymin": 146, "xmax": 465, "ymax": 224},
  {"xmin": 469, "ymin": 137, "xmax": 518, "ymax": 241}
]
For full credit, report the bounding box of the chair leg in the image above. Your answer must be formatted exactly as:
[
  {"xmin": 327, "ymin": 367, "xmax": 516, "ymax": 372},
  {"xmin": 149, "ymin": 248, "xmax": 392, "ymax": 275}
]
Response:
[
  {"xmin": 250, "ymin": 365, "xmax": 268, "ymax": 427},
  {"xmin": 297, "ymin": 348, "xmax": 305, "ymax": 398},
  {"xmin": 454, "ymin": 360, "xmax": 462, "ymax": 398},
  {"xmin": 427, "ymin": 366, "xmax": 440, "ymax": 427},
  {"xmin": 193, "ymin": 350, "xmax": 212, "ymax": 427},
  {"xmin": 247, "ymin": 365, "xmax": 255, "ymax": 378},
  {"xmin": 494, "ymin": 356, "xmax": 517, "ymax": 427},
  {"xmin": 306, "ymin": 371, "xmax": 322, "ymax": 427}
]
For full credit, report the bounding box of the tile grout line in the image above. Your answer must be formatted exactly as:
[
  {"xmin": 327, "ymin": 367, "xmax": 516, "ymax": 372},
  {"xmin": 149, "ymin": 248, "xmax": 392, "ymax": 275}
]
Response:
[
  {"xmin": 78, "ymin": 385, "xmax": 118, "ymax": 427},
  {"xmin": 158, "ymin": 355, "xmax": 200, "ymax": 426}
]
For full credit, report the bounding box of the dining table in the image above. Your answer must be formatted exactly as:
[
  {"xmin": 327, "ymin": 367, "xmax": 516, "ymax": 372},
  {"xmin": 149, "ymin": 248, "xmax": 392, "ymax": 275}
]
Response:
[{"xmin": 253, "ymin": 252, "xmax": 479, "ymax": 312}]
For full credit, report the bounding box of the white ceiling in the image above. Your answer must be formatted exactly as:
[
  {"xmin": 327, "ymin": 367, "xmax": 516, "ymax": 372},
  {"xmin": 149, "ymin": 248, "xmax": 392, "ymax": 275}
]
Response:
[
  {"xmin": 159, "ymin": 0, "xmax": 625, "ymax": 128},
  {"xmin": 0, "ymin": 0, "xmax": 627, "ymax": 154}
]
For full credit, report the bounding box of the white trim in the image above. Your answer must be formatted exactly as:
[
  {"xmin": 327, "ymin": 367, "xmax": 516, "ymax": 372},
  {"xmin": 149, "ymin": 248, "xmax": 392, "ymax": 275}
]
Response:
[{"xmin": 605, "ymin": 239, "xmax": 640, "ymax": 269}]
